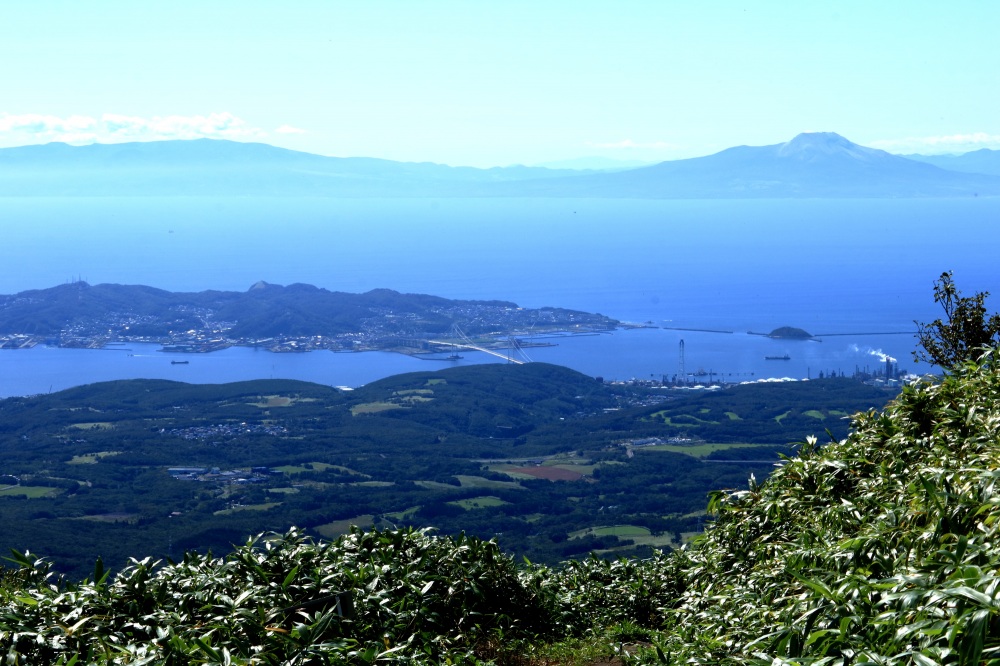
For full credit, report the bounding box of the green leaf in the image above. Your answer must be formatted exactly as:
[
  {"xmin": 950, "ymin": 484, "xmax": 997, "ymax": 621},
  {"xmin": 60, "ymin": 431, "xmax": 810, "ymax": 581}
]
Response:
[
  {"xmin": 911, "ymin": 653, "xmax": 942, "ymax": 666},
  {"xmin": 282, "ymin": 565, "xmax": 300, "ymax": 590},
  {"xmin": 944, "ymin": 586, "xmax": 995, "ymax": 608},
  {"xmin": 194, "ymin": 636, "xmax": 222, "ymax": 661}
]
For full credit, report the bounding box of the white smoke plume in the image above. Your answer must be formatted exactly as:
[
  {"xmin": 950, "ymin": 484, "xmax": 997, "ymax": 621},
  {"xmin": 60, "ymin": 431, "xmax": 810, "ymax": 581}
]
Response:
[{"xmin": 849, "ymin": 344, "xmax": 896, "ymax": 363}]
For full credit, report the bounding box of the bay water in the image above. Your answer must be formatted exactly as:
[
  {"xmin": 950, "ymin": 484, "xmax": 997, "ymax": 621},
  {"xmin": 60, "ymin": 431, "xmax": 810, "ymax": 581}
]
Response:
[{"xmin": 1, "ymin": 197, "xmax": 997, "ymax": 396}]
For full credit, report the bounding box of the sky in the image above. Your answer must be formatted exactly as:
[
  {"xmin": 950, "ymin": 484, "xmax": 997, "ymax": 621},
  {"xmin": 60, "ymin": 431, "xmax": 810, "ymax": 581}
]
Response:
[{"xmin": 1, "ymin": 1, "xmax": 999, "ymax": 167}]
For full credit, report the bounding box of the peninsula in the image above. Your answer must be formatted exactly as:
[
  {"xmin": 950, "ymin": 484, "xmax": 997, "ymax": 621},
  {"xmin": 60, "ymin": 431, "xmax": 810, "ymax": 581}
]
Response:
[{"xmin": 0, "ymin": 281, "xmax": 618, "ymax": 355}]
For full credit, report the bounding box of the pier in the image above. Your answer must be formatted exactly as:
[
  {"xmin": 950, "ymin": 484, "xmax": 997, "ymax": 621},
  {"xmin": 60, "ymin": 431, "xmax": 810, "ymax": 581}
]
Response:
[
  {"xmin": 812, "ymin": 331, "xmax": 914, "ymax": 337},
  {"xmin": 662, "ymin": 327, "xmax": 734, "ymax": 334}
]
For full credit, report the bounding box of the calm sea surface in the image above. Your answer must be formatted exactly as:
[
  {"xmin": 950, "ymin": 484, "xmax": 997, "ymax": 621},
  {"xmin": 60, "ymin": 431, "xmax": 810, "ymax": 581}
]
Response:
[{"xmin": 1, "ymin": 197, "xmax": 997, "ymax": 396}]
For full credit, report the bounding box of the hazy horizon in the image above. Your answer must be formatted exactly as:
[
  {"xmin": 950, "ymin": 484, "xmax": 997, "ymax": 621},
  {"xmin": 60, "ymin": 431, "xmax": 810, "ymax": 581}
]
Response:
[
  {"xmin": 2, "ymin": 2, "xmax": 998, "ymax": 168},
  {"xmin": 0, "ymin": 131, "xmax": 995, "ymax": 173}
]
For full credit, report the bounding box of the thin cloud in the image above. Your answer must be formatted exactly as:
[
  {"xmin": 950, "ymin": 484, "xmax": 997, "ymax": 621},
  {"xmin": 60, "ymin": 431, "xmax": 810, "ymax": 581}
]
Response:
[
  {"xmin": 275, "ymin": 125, "xmax": 307, "ymax": 135},
  {"xmin": 102, "ymin": 112, "xmax": 266, "ymax": 140},
  {"xmin": 871, "ymin": 132, "xmax": 1000, "ymax": 154},
  {"xmin": 0, "ymin": 112, "xmax": 269, "ymax": 144},
  {"xmin": 0, "ymin": 113, "xmax": 98, "ymax": 142}
]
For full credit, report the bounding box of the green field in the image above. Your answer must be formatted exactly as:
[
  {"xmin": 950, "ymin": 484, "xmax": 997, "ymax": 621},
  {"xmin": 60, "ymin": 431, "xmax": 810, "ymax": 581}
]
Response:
[
  {"xmin": 540, "ymin": 454, "xmax": 600, "ymax": 476},
  {"xmin": 647, "ymin": 411, "xmax": 720, "ymax": 426},
  {"xmin": 69, "ymin": 422, "xmax": 114, "ymax": 430},
  {"xmin": 315, "ymin": 514, "xmax": 375, "ymax": 537},
  {"xmin": 249, "ymin": 395, "xmax": 293, "ymax": 408},
  {"xmin": 248, "ymin": 395, "xmax": 320, "ymax": 408},
  {"xmin": 449, "ymin": 496, "xmax": 510, "ymax": 510},
  {"xmin": 273, "ymin": 461, "xmax": 342, "ymax": 475},
  {"xmin": 67, "ymin": 450, "xmax": 122, "ymax": 464},
  {"xmin": 547, "ymin": 463, "xmax": 598, "ymax": 476},
  {"xmin": 486, "ymin": 465, "xmax": 538, "ymax": 480},
  {"xmin": 454, "ymin": 475, "xmax": 525, "ymax": 490},
  {"xmin": 213, "ymin": 502, "xmax": 282, "ymax": 515},
  {"xmin": 384, "ymin": 506, "xmax": 421, "ymax": 521},
  {"xmin": 570, "ymin": 524, "xmax": 678, "ymax": 552},
  {"xmin": 351, "ymin": 401, "xmax": 404, "ymax": 416},
  {"xmin": 643, "ymin": 442, "xmax": 772, "ymax": 458},
  {"xmin": 0, "ymin": 485, "xmax": 63, "ymax": 498},
  {"xmin": 570, "ymin": 525, "xmax": 652, "ymax": 538},
  {"xmin": 416, "ymin": 480, "xmax": 464, "ymax": 491}
]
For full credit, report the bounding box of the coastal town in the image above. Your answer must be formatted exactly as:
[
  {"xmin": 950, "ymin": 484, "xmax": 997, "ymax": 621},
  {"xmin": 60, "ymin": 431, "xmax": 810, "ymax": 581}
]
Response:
[{"xmin": 0, "ymin": 282, "xmax": 620, "ymax": 356}]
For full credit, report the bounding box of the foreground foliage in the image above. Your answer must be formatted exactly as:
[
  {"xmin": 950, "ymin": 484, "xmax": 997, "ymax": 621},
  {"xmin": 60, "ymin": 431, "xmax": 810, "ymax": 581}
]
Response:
[
  {"xmin": 915, "ymin": 270, "xmax": 1000, "ymax": 368},
  {"xmin": 3, "ymin": 354, "xmax": 1000, "ymax": 663},
  {"xmin": 649, "ymin": 350, "xmax": 1000, "ymax": 664},
  {"xmin": 0, "ymin": 528, "xmax": 549, "ymax": 664}
]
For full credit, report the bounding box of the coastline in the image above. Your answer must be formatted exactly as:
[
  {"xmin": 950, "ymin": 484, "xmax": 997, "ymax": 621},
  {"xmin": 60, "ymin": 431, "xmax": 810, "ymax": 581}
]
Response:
[{"xmin": 0, "ymin": 324, "xmax": 614, "ymax": 358}]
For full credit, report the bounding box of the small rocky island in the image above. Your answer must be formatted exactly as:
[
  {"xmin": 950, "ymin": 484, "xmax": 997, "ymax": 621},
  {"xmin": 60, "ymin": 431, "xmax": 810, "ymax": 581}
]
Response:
[
  {"xmin": 0, "ymin": 281, "xmax": 619, "ymax": 354},
  {"xmin": 746, "ymin": 326, "xmax": 815, "ymax": 340},
  {"xmin": 766, "ymin": 326, "xmax": 813, "ymax": 339}
]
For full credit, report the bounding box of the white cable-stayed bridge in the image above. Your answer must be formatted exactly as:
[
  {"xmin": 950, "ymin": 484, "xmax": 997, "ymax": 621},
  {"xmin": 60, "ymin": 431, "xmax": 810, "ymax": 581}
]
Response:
[{"xmin": 428, "ymin": 325, "xmax": 532, "ymax": 365}]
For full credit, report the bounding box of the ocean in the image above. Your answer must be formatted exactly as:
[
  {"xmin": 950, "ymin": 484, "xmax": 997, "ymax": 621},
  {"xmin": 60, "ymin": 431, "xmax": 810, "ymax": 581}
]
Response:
[{"xmin": 1, "ymin": 196, "xmax": 997, "ymax": 396}]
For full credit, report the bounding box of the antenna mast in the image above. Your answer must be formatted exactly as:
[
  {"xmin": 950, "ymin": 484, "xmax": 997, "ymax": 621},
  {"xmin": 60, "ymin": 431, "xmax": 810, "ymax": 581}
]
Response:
[{"xmin": 678, "ymin": 339, "xmax": 685, "ymax": 384}]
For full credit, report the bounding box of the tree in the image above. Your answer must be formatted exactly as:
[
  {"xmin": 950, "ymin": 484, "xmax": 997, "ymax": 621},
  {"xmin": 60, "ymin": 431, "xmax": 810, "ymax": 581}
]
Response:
[{"xmin": 914, "ymin": 271, "xmax": 1000, "ymax": 368}]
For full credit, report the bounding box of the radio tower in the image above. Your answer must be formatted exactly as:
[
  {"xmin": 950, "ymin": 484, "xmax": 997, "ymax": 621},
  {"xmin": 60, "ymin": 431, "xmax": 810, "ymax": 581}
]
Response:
[{"xmin": 678, "ymin": 339, "xmax": 686, "ymax": 385}]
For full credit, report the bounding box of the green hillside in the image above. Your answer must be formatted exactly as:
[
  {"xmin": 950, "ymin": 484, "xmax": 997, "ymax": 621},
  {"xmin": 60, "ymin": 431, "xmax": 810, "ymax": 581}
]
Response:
[
  {"xmin": 0, "ymin": 363, "xmax": 894, "ymax": 580},
  {"xmin": 1, "ymin": 351, "xmax": 998, "ymax": 663}
]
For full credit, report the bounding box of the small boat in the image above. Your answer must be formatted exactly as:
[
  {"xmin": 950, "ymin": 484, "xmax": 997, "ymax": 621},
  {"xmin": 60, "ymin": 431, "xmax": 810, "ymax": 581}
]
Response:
[
  {"xmin": 447, "ymin": 354, "xmax": 464, "ymax": 360},
  {"xmin": 171, "ymin": 360, "xmax": 190, "ymax": 365},
  {"xmin": 764, "ymin": 354, "xmax": 791, "ymax": 361}
]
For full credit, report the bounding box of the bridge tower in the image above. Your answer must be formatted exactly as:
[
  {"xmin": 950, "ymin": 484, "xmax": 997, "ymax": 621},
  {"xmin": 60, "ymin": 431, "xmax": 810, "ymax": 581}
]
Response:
[{"xmin": 678, "ymin": 339, "xmax": 686, "ymax": 384}]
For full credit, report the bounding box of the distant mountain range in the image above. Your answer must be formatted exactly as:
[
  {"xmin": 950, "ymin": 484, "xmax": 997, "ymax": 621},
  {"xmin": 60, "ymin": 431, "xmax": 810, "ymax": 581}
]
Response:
[
  {"xmin": 903, "ymin": 148, "xmax": 1000, "ymax": 177},
  {"xmin": 1, "ymin": 132, "xmax": 997, "ymax": 198}
]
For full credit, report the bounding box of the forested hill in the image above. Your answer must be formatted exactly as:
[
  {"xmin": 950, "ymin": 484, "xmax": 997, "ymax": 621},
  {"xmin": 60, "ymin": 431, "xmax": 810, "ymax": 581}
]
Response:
[
  {"xmin": 0, "ymin": 361, "xmax": 895, "ymax": 584},
  {"xmin": 1, "ymin": 350, "xmax": 997, "ymax": 662},
  {"xmin": 0, "ymin": 280, "xmax": 616, "ymax": 339}
]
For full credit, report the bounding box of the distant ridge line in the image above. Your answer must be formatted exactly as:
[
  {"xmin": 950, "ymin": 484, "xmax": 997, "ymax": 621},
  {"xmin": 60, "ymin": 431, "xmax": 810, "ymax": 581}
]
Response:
[{"xmin": 2, "ymin": 132, "xmax": 999, "ymax": 198}]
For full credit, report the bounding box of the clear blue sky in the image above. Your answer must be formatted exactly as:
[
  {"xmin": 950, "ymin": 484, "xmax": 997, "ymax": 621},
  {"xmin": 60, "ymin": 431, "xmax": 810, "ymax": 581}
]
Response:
[{"xmin": 2, "ymin": 1, "xmax": 998, "ymax": 166}]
